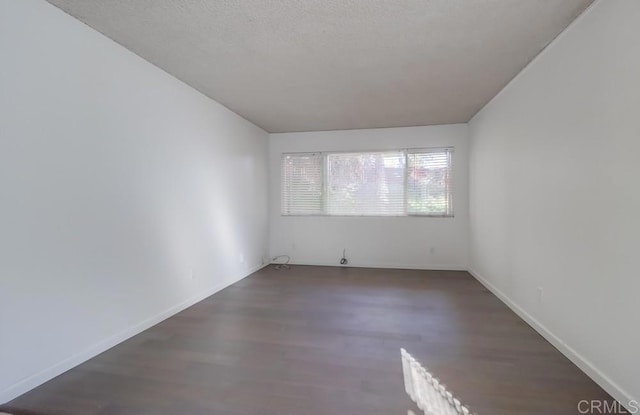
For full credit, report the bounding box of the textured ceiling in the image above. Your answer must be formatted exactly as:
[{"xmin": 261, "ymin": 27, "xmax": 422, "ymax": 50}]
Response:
[{"xmin": 47, "ymin": 0, "xmax": 593, "ymax": 133}]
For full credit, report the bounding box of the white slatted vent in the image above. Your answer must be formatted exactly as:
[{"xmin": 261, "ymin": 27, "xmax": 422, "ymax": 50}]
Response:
[{"xmin": 401, "ymin": 348, "xmax": 475, "ymax": 415}]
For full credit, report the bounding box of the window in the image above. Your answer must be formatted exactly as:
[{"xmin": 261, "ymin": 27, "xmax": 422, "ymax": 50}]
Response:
[
  {"xmin": 326, "ymin": 151, "xmax": 405, "ymax": 216},
  {"xmin": 407, "ymin": 149, "xmax": 453, "ymax": 216},
  {"xmin": 281, "ymin": 153, "xmax": 323, "ymax": 215},
  {"xmin": 281, "ymin": 148, "xmax": 453, "ymax": 217}
]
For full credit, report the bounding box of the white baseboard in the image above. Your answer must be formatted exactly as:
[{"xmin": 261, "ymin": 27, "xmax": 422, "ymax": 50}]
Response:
[
  {"xmin": 0, "ymin": 263, "xmax": 268, "ymax": 404},
  {"xmin": 283, "ymin": 259, "xmax": 467, "ymax": 271},
  {"xmin": 467, "ymin": 267, "xmax": 636, "ymax": 410}
]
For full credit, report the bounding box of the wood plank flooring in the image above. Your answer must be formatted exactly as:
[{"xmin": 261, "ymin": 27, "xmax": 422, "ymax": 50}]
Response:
[{"xmin": 3, "ymin": 266, "xmax": 616, "ymax": 414}]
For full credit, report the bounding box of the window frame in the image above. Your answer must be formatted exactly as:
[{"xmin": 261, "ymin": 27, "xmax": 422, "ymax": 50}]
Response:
[{"xmin": 280, "ymin": 147, "xmax": 454, "ymax": 218}]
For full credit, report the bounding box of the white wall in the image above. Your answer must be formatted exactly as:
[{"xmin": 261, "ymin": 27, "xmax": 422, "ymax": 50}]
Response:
[
  {"xmin": 0, "ymin": 0, "xmax": 269, "ymax": 402},
  {"xmin": 468, "ymin": 0, "xmax": 639, "ymax": 406},
  {"xmin": 269, "ymin": 125, "xmax": 469, "ymax": 270}
]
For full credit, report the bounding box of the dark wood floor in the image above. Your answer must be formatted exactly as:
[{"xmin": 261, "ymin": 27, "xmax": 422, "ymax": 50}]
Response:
[{"xmin": 4, "ymin": 266, "xmax": 615, "ymax": 415}]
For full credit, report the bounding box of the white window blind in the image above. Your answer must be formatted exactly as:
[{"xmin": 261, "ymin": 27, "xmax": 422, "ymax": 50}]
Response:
[
  {"xmin": 281, "ymin": 148, "xmax": 453, "ymax": 217},
  {"xmin": 281, "ymin": 153, "xmax": 323, "ymax": 215},
  {"xmin": 407, "ymin": 149, "xmax": 453, "ymax": 216},
  {"xmin": 326, "ymin": 151, "xmax": 405, "ymax": 216}
]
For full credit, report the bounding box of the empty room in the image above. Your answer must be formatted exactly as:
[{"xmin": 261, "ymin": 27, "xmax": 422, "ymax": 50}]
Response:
[{"xmin": 1, "ymin": 0, "xmax": 638, "ymax": 414}]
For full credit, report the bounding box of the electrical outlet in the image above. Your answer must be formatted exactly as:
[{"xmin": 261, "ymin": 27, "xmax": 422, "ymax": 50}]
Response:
[
  {"xmin": 429, "ymin": 247, "xmax": 435, "ymax": 255},
  {"xmin": 537, "ymin": 287, "xmax": 544, "ymax": 303},
  {"xmin": 239, "ymin": 254, "xmax": 245, "ymax": 264},
  {"xmin": 190, "ymin": 268, "xmax": 196, "ymax": 280}
]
